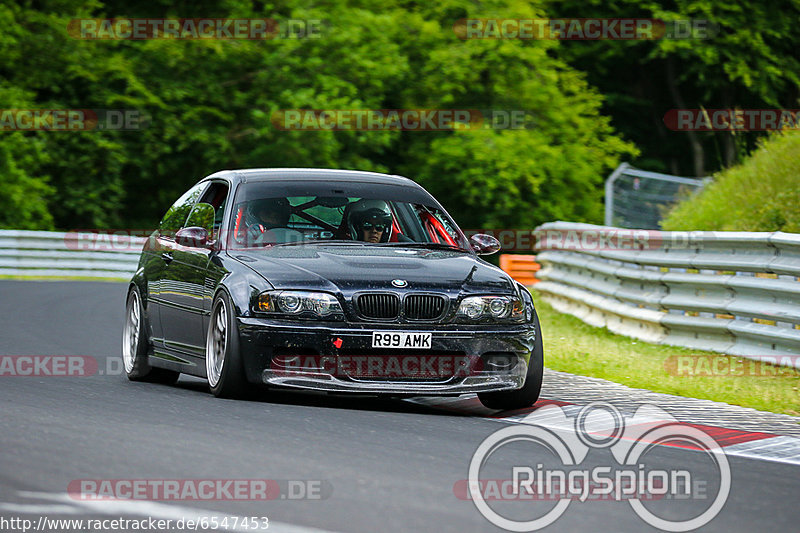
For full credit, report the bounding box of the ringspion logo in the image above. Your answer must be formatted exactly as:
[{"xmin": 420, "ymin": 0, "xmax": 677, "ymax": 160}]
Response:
[{"xmin": 463, "ymin": 402, "xmax": 730, "ymax": 530}]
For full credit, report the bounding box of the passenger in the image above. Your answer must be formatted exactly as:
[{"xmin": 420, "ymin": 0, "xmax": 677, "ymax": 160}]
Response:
[{"xmin": 346, "ymin": 200, "xmax": 393, "ymax": 243}]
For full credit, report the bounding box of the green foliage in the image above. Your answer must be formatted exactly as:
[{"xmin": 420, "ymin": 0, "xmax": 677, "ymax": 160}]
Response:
[
  {"xmin": 0, "ymin": 84, "xmax": 54, "ymax": 230},
  {"xmin": 0, "ymin": 132, "xmax": 55, "ymax": 230},
  {"xmin": 662, "ymin": 131, "xmax": 800, "ymax": 231},
  {"xmin": 3, "ymin": 0, "xmax": 799, "ymax": 231},
  {"xmin": 547, "ymin": 0, "xmax": 800, "ymax": 176},
  {"xmin": 0, "ymin": 0, "xmax": 635, "ymax": 231}
]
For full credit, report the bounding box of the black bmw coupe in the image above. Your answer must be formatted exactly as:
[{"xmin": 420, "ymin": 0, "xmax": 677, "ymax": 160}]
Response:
[{"xmin": 123, "ymin": 169, "xmax": 543, "ymax": 410}]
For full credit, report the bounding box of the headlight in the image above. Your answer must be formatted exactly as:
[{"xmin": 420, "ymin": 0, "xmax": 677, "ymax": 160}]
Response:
[
  {"xmin": 457, "ymin": 295, "xmax": 525, "ymax": 322},
  {"xmin": 256, "ymin": 290, "xmax": 343, "ymax": 318}
]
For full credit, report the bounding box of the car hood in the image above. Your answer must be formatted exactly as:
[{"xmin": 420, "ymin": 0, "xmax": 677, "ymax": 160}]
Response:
[{"xmin": 230, "ymin": 244, "xmax": 516, "ymax": 294}]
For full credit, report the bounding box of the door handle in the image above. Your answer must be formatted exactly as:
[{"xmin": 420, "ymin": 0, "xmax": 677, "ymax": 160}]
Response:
[{"xmin": 161, "ymin": 252, "xmax": 174, "ymax": 263}]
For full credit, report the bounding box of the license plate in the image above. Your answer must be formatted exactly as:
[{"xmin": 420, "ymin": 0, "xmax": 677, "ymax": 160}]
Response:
[{"xmin": 371, "ymin": 332, "xmax": 432, "ymax": 349}]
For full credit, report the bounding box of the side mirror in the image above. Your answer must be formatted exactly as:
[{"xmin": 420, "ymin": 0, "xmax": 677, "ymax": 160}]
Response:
[
  {"xmin": 470, "ymin": 233, "xmax": 501, "ymax": 255},
  {"xmin": 175, "ymin": 226, "xmax": 211, "ymax": 248}
]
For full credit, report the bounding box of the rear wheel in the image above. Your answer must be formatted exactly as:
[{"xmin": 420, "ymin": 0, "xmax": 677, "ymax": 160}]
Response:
[
  {"xmin": 478, "ymin": 309, "xmax": 544, "ymax": 410},
  {"xmin": 122, "ymin": 287, "xmax": 180, "ymax": 384},
  {"xmin": 206, "ymin": 291, "xmax": 253, "ymax": 398}
]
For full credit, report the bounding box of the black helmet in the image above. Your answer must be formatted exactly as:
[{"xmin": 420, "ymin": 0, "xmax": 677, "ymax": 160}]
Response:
[
  {"xmin": 347, "ymin": 199, "xmax": 392, "ymax": 242},
  {"xmin": 247, "ymin": 197, "xmax": 291, "ymax": 228}
]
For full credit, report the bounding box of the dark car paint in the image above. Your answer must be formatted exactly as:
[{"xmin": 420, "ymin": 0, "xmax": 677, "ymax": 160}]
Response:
[
  {"xmin": 129, "ymin": 169, "xmax": 537, "ymax": 384},
  {"xmin": 231, "ymin": 246, "xmax": 514, "ymax": 294}
]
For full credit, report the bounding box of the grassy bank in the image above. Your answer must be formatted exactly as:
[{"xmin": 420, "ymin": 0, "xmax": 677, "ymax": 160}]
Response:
[
  {"xmin": 662, "ymin": 131, "xmax": 800, "ymax": 232},
  {"xmin": 533, "ymin": 290, "xmax": 800, "ymax": 416}
]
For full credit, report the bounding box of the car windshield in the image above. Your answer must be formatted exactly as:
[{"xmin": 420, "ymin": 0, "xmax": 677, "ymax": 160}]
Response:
[{"xmin": 227, "ymin": 179, "xmax": 471, "ymax": 250}]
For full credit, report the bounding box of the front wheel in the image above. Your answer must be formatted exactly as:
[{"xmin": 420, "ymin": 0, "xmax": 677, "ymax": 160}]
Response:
[
  {"xmin": 206, "ymin": 291, "xmax": 253, "ymax": 398},
  {"xmin": 122, "ymin": 286, "xmax": 180, "ymax": 384},
  {"xmin": 478, "ymin": 309, "xmax": 544, "ymax": 410}
]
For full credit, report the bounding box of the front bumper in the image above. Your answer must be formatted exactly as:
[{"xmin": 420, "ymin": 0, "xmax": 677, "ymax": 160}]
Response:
[
  {"xmin": 237, "ymin": 318, "xmax": 536, "ymax": 395},
  {"xmin": 261, "ymin": 361, "xmax": 527, "ymax": 394}
]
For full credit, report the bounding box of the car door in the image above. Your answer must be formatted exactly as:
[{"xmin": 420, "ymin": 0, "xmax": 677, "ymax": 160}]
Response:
[
  {"xmin": 161, "ymin": 182, "xmax": 229, "ymax": 358},
  {"xmin": 147, "ymin": 182, "xmax": 208, "ymax": 344}
]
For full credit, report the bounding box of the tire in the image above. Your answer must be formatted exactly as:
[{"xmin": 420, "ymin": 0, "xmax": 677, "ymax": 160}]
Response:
[
  {"xmin": 206, "ymin": 291, "xmax": 254, "ymax": 398},
  {"xmin": 478, "ymin": 309, "xmax": 544, "ymax": 410},
  {"xmin": 122, "ymin": 286, "xmax": 180, "ymax": 384}
]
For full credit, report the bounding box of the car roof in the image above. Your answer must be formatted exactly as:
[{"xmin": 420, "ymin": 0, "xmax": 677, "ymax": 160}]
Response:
[{"xmin": 205, "ymin": 168, "xmax": 418, "ymax": 187}]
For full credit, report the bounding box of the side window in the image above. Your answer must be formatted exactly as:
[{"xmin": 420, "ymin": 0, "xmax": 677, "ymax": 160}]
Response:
[
  {"xmin": 190, "ymin": 182, "xmax": 229, "ymax": 239},
  {"xmin": 159, "ymin": 182, "xmax": 207, "ymax": 237}
]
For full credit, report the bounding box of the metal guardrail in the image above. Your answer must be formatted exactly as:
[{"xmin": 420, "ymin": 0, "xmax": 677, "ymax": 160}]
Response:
[
  {"xmin": 533, "ymin": 222, "xmax": 800, "ymax": 367},
  {"xmin": 0, "ymin": 230, "xmax": 143, "ymax": 279},
  {"xmin": 3, "ymin": 226, "xmax": 799, "ymax": 366}
]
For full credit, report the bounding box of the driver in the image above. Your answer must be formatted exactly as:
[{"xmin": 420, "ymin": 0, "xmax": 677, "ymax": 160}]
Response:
[
  {"xmin": 246, "ymin": 197, "xmax": 292, "ymax": 243},
  {"xmin": 347, "ymin": 199, "xmax": 393, "ymax": 243}
]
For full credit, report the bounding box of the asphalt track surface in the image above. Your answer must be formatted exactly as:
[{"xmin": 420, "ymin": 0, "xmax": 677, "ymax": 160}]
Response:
[{"xmin": 1, "ymin": 280, "xmax": 798, "ymax": 532}]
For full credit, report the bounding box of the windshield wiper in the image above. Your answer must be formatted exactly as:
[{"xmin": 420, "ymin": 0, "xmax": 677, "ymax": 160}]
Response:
[{"xmin": 380, "ymin": 242, "xmax": 470, "ymax": 252}]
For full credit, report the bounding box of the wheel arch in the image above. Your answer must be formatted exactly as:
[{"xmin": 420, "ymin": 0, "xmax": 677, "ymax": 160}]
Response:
[
  {"xmin": 128, "ymin": 270, "xmax": 156, "ymax": 339},
  {"xmin": 213, "ymin": 266, "xmax": 273, "ymax": 319}
]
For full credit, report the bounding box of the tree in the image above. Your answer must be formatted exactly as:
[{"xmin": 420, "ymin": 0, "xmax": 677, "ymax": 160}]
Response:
[
  {"xmin": 547, "ymin": 0, "xmax": 800, "ymax": 177},
  {"xmin": 1, "ymin": 0, "xmax": 637, "ymax": 231}
]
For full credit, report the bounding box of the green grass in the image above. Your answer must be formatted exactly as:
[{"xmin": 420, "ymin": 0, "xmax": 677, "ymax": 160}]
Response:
[
  {"xmin": 533, "ymin": 290, "xmax": 800, "ymax": 416},
  {"xmin": 662, "ymin": 130, "xmax": 800, "ymax": 232}
]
